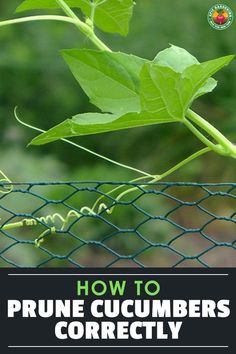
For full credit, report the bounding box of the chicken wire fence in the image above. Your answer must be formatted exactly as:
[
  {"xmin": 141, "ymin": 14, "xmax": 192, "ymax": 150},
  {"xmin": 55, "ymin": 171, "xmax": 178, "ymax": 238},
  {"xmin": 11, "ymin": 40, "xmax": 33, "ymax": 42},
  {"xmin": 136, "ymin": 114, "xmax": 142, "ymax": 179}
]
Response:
[{"xmin": 0, "ymin": 181, "xmax": 235, "ymax": 268}]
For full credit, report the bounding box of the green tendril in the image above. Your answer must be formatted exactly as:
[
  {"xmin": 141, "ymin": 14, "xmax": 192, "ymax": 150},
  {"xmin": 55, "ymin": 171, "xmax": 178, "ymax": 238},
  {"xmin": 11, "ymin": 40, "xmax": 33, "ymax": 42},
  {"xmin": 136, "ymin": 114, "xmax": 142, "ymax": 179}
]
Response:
[
  {"xmin": 1, "ymin": 206, "xmax": 110, "ymax": 247},
  {"xmin": 14, "ymin": 108, "xmax": 153, "ymax": 178},
  {"xmin": 0, "ymin": 14, "xmax": 111, "ymax": 52},
  {"xmin": 0, "ymin": 170, "xmax": 13, "ymax": 195}
]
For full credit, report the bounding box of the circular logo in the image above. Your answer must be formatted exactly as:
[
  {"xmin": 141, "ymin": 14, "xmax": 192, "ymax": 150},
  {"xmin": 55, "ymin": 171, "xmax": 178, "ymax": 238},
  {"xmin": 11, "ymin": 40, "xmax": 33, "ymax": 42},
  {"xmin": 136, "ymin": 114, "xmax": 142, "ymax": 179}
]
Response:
[{"xmin": 208, "ymin": 4, "xmax": 234, "ymax": 30}]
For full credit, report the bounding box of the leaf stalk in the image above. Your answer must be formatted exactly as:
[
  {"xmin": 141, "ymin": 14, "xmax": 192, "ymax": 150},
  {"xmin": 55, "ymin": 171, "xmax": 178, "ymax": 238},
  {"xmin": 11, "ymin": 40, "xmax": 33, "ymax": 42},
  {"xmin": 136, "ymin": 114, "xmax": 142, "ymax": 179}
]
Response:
[
  {"xmin": 186, "ymin": 109, "xmax": 236, "ymax": 159},
  {"xmin": 0, "ymin": 15, "xmax": 111, "ymax": 52}
]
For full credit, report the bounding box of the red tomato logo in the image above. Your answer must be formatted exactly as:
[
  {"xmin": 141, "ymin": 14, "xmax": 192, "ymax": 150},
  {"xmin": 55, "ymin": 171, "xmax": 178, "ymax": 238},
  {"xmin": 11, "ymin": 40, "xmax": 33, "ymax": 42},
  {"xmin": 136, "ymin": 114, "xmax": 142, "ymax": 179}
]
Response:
[
  {"xmin": 213, "ymin": 9, "xmax": 229, "ymax": 25},
  {"xmin": 208, "ymin": 5, "xmax": 233, "ymax": 30}
]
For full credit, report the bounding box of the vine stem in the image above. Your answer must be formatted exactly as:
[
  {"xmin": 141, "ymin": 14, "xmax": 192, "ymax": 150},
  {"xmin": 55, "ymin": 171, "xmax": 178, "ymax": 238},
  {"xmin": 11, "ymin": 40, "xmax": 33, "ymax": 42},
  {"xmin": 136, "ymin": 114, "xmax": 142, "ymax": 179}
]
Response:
[
  {"xmin": 55, "ymin": 0, "xmax": 111, "ymax": 51},
  {"xmin": 91, "ymin": 174, "xmax": 156, "ymax": 212},
  {"xmin": 186, "ymin": 109, "xmax": 236, "ymax": 159},
  {"xmin": 90, "ymin": 1, "xmax": 96, "ymax": 25},
  {"xmin": 0, "ymin": 15, "xmax": 85, "ymax": 28},
  {"xmin": 0, "ymin": 15, "xmax": 111, "ymax": 52},
  {"xmin": 157, "ymin": 146, "xmax": 211, "ymax": 180},
  {"xmin": 183, "ymin": 118, "xmax": 224, "ymax": 155},
  {"xmin": 91, "ymin": 146, "xmax": 211, "ymax": 212},
  {"xmin": 56, "ymin": 0, "xmax": 80, "ymax": 20},
  {"xmin": 61, "ymin": 139, "xmax": 153, "ymax": 177}
]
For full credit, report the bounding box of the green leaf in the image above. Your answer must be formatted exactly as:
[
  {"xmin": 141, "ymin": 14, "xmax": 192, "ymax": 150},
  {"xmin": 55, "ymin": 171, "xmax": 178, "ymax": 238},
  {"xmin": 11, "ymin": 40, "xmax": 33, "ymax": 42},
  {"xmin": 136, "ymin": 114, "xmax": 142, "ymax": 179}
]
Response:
[
  {"xmin": 30, "ymin": 111, "xmax": 176, "ymax": 145},
  {"xmin": 194, "ymin": 78, "xmax": 217, "ymax": 99},
  {"xmin": 141, "ymin": 54, "xmax": 234, "ymax": 120},
  {"xmin": 16, "ymin": 0, "xmax": 134, "ymax": 36},
  {"xmin": 83, "ymin": 0, "xmax": 134, "ymax": 36},
  {"xmin": 154, "ymin": 45, "xmax": 199, "ymax": 73},
  {"xmin": 140, "ymin": 64, "xmax": 183, "ymax": 121},
  {"xmin": 16, "ymin": 0, "xmax": 78, "ymax": 13},
  {"xmin": 183, "ymin": 55, "xmax": 234, "ymax": 103},
  {"xmin": 154, "ymin": 45, "xmax": 217, "ymax": 101},
  {"xmin": 61, "ymin": 49, "xmax": 147, "ymax": 114}
]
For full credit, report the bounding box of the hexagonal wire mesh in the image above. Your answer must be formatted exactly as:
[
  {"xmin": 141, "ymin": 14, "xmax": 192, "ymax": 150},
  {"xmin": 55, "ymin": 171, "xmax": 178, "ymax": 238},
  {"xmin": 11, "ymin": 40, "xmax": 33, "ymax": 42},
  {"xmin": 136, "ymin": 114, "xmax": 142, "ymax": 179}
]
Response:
[{"xmin": 0, "ymin": 181, "xmax": 235, "ymax": 268}]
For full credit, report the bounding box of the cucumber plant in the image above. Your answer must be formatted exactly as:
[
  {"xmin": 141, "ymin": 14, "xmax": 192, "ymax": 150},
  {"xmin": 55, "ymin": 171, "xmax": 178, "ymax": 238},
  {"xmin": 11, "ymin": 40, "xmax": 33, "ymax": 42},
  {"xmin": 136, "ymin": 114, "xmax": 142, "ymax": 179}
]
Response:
[{"xmin": 0, "ymin": 0, "xmax": 235, "ymax": 241}]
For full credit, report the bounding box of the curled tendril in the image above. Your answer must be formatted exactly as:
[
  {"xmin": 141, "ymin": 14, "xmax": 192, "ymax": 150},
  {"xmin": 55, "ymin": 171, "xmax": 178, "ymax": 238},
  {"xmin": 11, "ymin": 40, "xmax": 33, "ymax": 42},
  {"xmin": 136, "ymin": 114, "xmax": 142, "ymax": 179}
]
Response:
[
  {"xmin": 0, "ymin": 170, "xmax": 13, "ymax": 195},
  {"xmin": 0, "ymin": 202, "xmax": 113, "ymax": 247},
  {"xmin": 30, "ymin": 205, "xmax": 113, "ymax": 247},
  {"xmin": 1, "ymin": 179, "xmax": 155, "ymax": 248}
]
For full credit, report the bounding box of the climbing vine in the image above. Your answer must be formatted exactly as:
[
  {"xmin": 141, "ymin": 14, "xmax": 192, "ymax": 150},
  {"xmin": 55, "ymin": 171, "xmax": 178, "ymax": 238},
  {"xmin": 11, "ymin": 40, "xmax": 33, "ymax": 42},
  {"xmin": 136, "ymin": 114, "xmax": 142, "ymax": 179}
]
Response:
[{"xmin": 0, "ymin": 0, "xmax": 235, "ymax": 244}]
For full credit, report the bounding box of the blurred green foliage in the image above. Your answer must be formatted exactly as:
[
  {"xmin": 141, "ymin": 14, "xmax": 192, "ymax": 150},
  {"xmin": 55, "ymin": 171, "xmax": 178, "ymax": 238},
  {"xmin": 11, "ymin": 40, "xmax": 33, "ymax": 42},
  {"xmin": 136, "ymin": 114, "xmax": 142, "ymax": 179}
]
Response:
[{"xmin": 0, "ymin": 0, "xmax": 236, "ymax": 182}]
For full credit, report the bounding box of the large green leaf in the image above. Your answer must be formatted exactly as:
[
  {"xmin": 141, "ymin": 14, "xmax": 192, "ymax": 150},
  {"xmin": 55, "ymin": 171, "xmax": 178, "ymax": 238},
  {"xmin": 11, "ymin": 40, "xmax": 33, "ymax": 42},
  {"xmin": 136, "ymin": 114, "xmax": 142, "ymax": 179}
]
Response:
[
  {"xmin": 141, "ymin": 54, "xmax": 234, "ymax": 120},
  {"xmin": 16, "ymin": 0, "xmax": 134, "ymax": 36},
  {"xmin": 29, "ymin": 46, "xmax": 234, "ymax": 146},
  {"xmin": 30, "ymin": 111, "xmax": 176, "ymax": 145},
  {"xmin": 61, "ymin": 49, "xmax": 147, "ymax": 114}
]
